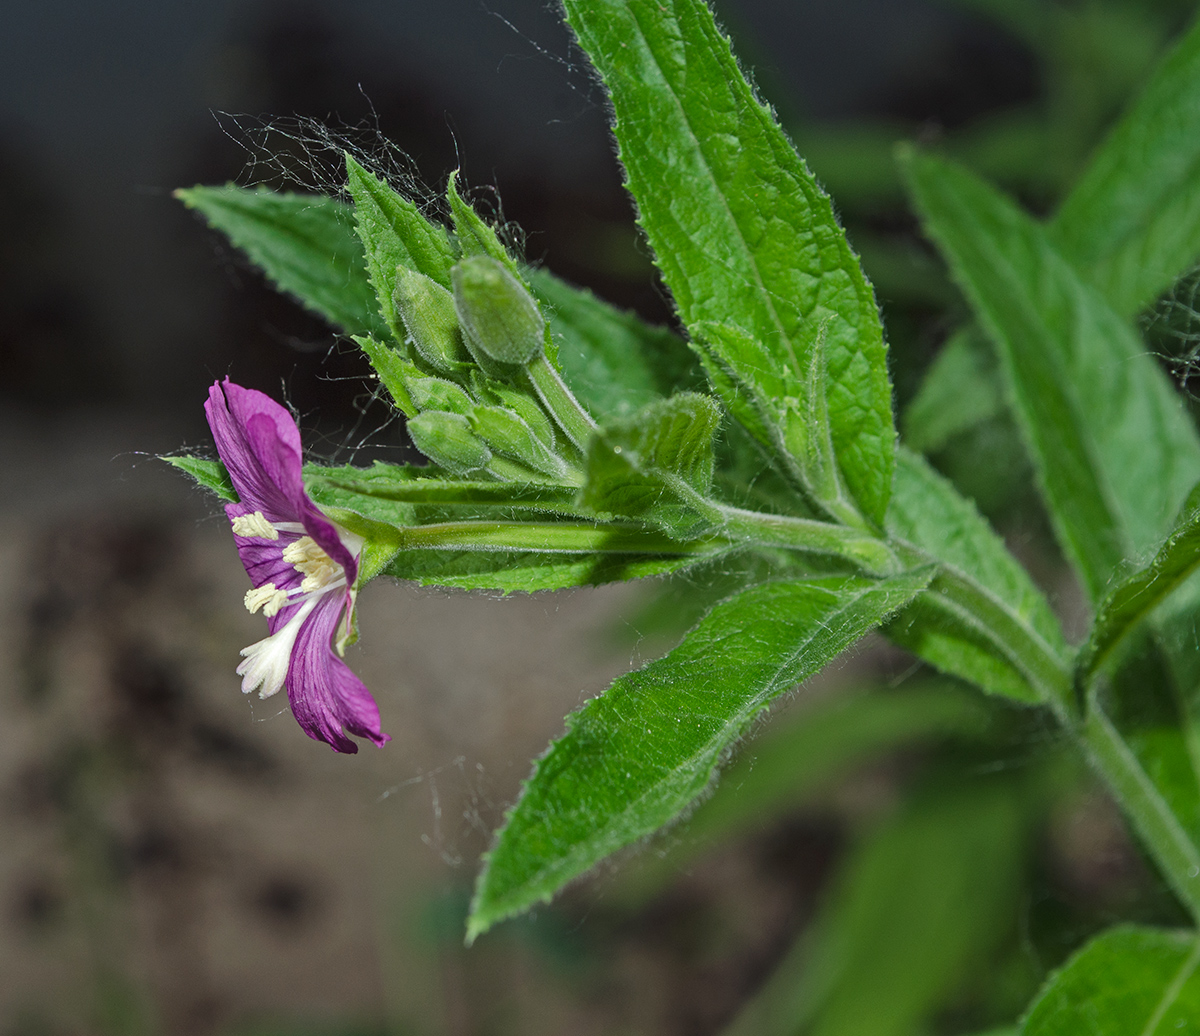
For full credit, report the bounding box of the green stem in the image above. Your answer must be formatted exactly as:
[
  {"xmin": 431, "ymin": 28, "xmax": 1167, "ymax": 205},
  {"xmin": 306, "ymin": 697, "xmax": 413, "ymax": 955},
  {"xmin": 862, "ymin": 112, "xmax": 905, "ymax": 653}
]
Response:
[
  {"xmin": 903, "ymin": 551, "xmax": 1076, "ymax": 722},
  {"xmin": 1083, "ymin": 690, "xmax": 1200, "ymax": 923},
  {"xmin": 392, "ymin": 519, "xmax": 726, "ymax": 556},
  {"xmin": 527, "ymin": 353, "xmax": 598, "ymax": 452},
  {"xmin": 704, "ymin": 500, "xmax": 899, "ymax": 572}
]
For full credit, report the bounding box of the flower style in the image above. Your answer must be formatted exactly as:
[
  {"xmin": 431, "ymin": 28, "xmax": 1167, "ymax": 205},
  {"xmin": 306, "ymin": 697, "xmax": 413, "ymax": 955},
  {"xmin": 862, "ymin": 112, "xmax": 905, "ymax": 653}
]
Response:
[{"xmin": 205, "ymin": 378, "xmax": 390, "ymax": 753}]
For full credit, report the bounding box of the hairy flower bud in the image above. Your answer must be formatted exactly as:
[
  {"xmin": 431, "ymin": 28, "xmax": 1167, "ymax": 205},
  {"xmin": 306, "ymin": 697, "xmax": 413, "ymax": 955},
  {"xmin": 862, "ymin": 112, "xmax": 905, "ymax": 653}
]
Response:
[
  {"xmin": 407, "ymin": 375, "xmax": 475, "ymax": 415},
  {"xmin": 407, "ymin": 410, "xmax": 492, "ymax": 474},
  {"xmin": 469, "ymin": 405, "xmax": 567, "ymax": 478},
  {"xmin": 451, "ymin": 256, "xmax": 545, "ymax": 366},
  {"xmin": 394, "ymin": 269, "xmax": 467, "ymax": 373}
]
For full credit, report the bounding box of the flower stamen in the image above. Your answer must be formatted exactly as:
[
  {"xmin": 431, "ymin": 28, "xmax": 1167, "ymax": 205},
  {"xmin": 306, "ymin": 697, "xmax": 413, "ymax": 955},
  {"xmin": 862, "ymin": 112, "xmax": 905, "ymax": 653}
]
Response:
[
  {"xmin": 283, "ymin": 536, "xmax": 343, "ymax": 592},
  {"xmin": 244, "ymin": 582, "xmax": 290, "ymax": 618},
  {"xmin": 230, "ymin": 511, "xmax": 279, "ymax": 539}
]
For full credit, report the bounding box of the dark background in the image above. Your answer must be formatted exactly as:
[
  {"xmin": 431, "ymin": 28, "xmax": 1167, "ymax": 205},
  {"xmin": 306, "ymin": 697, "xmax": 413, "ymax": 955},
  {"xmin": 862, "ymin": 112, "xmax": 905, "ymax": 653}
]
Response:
[{"xmin": 0, "ymin": 0, "xmax": 1035, "ymax": 439}]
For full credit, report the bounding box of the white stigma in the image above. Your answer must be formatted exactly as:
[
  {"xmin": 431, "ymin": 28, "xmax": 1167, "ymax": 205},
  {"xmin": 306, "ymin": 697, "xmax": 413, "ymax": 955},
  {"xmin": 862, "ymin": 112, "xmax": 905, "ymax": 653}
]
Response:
[
  {"xmin": 236, "ymin": 597, "xmax": 317, "ymax": 698},
  {"xmin": 243, "ymin": 583, "xmax": 290, "ymax": 618},
  {"xmin": 230, "ymin": 511, "xmax": 279, "ymax": 539}
]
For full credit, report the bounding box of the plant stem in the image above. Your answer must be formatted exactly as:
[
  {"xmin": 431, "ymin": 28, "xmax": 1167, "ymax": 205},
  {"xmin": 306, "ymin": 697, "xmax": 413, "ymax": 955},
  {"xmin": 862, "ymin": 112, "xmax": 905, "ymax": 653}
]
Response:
[
  {"xmin": 1083, "ymin": 692, "xmax": 1200, "ymax": 922},
  {"xmin": 393, "ymin": 518, "xmax": 726, "ymax": 556},
  {"xmin": 527, "ymin": 353, "xmax": 598, "ymax": 452},
  {"xmin": 704, "ymin": 500, "xmax": 899, "ymax": 572}
]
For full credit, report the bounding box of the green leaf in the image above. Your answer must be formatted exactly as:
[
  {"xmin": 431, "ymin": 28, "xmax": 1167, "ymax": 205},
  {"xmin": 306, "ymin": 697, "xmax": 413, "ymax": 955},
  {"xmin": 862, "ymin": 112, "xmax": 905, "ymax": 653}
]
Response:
[
  {"xmin": 175, "ymin": 185, "xmax": 388, "ymax": 340},
  {"xmin": 306, "ymin": 462, "xmax": 581, "ymax": 516},
  {"xmin": 621, "ymin": 681, "xmax": 992, "ymax": 902},
  {"xmin": 1022, "ymin": 926, "xmax": 1200, "ymax": 1035},
  {"xmin": 446, "ymin": 170, "xmax": 522, "ymax": 278},
  {"xmin": 529, "ymin": 267, "xmax": 702, "ymax": 421},
  {"xmin": 902, "ymin": 327, "xmax": 1003, "ymax": 455},
  {"xmin": 383, "ymin": 547, "xmax": 695, "ymax": 593},
  {"xmin": 344, "ymin": 156, "xmax": 456, "ymax": 342},
  {"xmin": 162, "ymin": 455, "xmax": 238, "ymax": 503},
  {"xmin": 466, "ymin": 568, "xmax": 932, "ymax": 941},
  {"xmin": 355, "ymin": 335, "xmax": 419, "ymax": 416},
  {"xmin": 727, "ymin": 781, "xmax": 1028, "ymax": 1036},
  {"xmin": 579, "ymin": 392, "xmax": 722, "ymax": 538},
  {"xmin": 1081, "ymin": 491, "xmax": 1200, "ymax": 681},
  {"xmin": 885, "ymin": 448, "xmax": 1067, "ymax": 704},
  {"xmin": 902, "ymin": 150, "xmax": 1200, "ymax": 602},
  {"xmin": 1050, "ymin": 14, "xmax": 1200, "ymax": 318},
  {"xmin": 560, "ymin": 0, "xmax": 895, "ymax": 527}
]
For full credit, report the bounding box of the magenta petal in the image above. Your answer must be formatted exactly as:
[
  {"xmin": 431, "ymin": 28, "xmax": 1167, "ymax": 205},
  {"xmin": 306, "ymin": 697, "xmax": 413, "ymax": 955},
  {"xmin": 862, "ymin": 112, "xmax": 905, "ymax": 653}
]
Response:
[
  {"xmin": 205, "ymin": 380, "xmax": 304, "ymax": 521},
  {"xmin": 299, "ymin": 504, "xmax": 358, "ymax": 584},
  {"xmin": 286, "ymin": 592, "xmax": 389, "ymax": 753}
]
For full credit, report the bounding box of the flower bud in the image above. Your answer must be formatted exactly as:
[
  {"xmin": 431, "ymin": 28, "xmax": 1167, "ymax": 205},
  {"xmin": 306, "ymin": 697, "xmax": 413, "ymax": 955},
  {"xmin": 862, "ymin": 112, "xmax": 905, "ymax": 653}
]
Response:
[
  {"xmin": 394, "ymin": 269, "xmax": 467, "ymax": 374},
  {"xmin": 485, "ymin": 383, "xmax": 556, "ymax": 447},
  {"xmin": 407, "ymin": 375, "xmax": 474, "ymax": 415},
  {"xmin": 407, "ymin": 410, "xmax": 492, "ymax": 474},
  {"xmin": 469, "ymin": 406, "xmax": 567, "ymax": 478},
  {"xmin": 451, "ymin": 256, "xmax": 545, "ymax": 366}
]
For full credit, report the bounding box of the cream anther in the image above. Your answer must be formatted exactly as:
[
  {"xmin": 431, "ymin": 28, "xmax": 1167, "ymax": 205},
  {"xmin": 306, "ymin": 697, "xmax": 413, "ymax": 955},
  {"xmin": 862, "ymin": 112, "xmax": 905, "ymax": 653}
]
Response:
[
  {"xmin": 231, "ymin": 511, "xmax": 279, "ymax": 540},
  {"xmin": 244, "ymin": 583, "xmax": 290, "ymax": 618},
  {"xmin": 283, "ymin": 536, "xmax": 341, "ymax": 592}
]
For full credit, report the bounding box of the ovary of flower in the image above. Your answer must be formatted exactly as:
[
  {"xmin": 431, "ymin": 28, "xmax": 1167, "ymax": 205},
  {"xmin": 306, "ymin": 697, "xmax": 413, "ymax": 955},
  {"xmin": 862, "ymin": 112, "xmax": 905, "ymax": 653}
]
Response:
[
  {"xmin": 244, "ymin": 582, "xmax": 290, "ymax": 618},
  {"xmin": 283, "ymin": 536, "xmax": 343, "ymax": 592},
  {"xmin": 230, "ymin": 511, "xmax": 279, "ymax": 539},
  {"xmin": 237, "ymin": 597, "xmax": 318, "ymax": 698}
]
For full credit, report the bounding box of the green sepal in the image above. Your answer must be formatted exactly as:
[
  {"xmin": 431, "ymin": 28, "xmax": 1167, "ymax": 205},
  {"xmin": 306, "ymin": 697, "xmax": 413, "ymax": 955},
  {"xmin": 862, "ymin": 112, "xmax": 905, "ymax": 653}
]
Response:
[
  {"xmin": 162, "ymin": 455, "xmax": 239, "ymax": 503},
  {"xmin": 393, "ymin": 269, "xmax": 470, "ymax": 374},
  {"xmin": 469, "ymin": 406, "xmax": 571, "ymax": 480},
  {"xmin": 316, "ymin": 505, "xmax": 403, "ymax": 586},
  {"xmin": 407, "ymin": 411, "xmax": 493, "ymax": 474},
  {"xmin": 479, "ymin": 381, "xmax": 556, "ymax": 448},
  {"xmin": 408, "ymin": 375, "xmax": 475, "ymax": 416}
]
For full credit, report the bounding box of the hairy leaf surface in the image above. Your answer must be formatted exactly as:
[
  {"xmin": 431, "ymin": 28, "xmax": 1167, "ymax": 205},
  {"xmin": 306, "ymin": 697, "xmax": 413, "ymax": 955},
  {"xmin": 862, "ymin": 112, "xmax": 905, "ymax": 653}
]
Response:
[
  {"xmin": 466, "ymin": 569, "xmax": 931, "ymax": 940},
  {"xmin": 176, "ymin": 185, "xmax": 388, "ymax": 340},
  {"xmin": 345, "ymin": 156, "xmax": 456, "ymax": 342},
  {"xmin": 903, "ymin": 151, "xmax": 1200, "ymax": 602},
  {"xmin": 884, "ymin": 448, "xmax": 1067, "ymax": 703},
  {"xmin": 561, "ymin": 0, "xmax": 895, "ymax": 526},
  {"xmin": 1050, "ymin": 15, "xmax": 1200, "ymax": 318},
  {"xmin": 580, "ymin": 393, "xmax": 722, "ymax": 538},
  {"xmin": 623, "ymin": 682, "xmax": 991, "ymax": 901},
  {"xmin": 1081, "ymin": 494, "xmax": 1200, "ymax": 680}
]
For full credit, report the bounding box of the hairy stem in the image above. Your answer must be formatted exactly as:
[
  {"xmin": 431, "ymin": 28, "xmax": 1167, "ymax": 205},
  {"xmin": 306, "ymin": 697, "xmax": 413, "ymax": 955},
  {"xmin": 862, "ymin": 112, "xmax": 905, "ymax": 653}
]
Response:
[
  {"xmin": 1083, "ymin": 692, "xmax": 1200, "ymax": 922},
  {"xmin": 527, "ymin": 353, "xmax": 598, "ymax": 452}
]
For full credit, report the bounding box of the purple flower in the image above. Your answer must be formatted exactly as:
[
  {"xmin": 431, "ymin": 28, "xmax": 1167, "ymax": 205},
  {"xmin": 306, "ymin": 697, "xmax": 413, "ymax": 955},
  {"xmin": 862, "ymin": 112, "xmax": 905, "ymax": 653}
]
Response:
[{"xmin": 205, "ymin": 378, "xmax": 390, "ymax": 753}]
